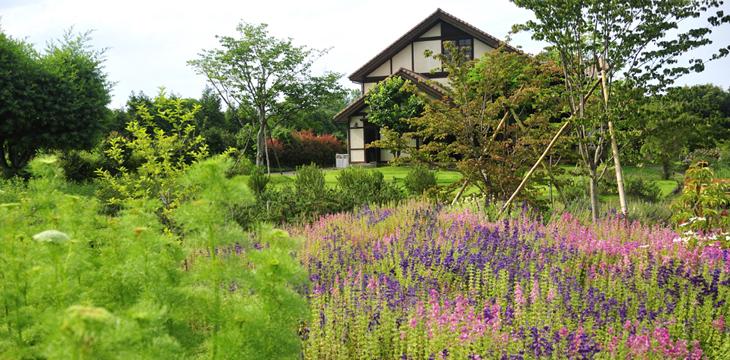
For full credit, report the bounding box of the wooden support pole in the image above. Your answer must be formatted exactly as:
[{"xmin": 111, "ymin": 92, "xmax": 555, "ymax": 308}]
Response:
[{"xmin": 497, "ymin": 78, "xmax": 602, "ymax": 218}]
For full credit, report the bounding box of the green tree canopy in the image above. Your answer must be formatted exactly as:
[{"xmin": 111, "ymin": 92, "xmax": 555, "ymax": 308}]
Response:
[
  {"xmin": 365, "ymin": 76, "xmax": 425, "ymax": 134},
  {"xmin": 411, "ymin": 47, "xmax": 564, "ymax": 203},
  {"xmin": 189, "ymin": 22, "xmax": 343, "ymax": 170},
  {"xmin": 0, "ymin": 30, "xmax": 111, "ymax": 178}
]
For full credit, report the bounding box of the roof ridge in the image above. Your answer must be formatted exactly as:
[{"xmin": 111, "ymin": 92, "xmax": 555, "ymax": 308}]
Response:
[
  {"xmin": 348, "ymin": 8, "xmax": 517, "ymax": 82},
  {"xmin": 333, "ymin": 68, "xmax": 449, "ymax": 123}
]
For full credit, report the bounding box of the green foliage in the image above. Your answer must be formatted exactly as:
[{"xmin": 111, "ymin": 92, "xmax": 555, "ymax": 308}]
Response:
[
  {"xmin": 403, "ymin": 165, "xmax": 437, "ymax": 195},
  {"xmin": 95, "ymin": 90, "xmax": 209, "ymax": 215},
  {"xmin": 225, "ymin": 154, "xmax": 255, "ymax": 177},
  {"xmin": 365, "ymin": 76, "xmax": 425, "ymax": 134},
  {"xmin": 0, "ymin": 30, "xmax": 111, "ymax": 177},
  {"xmin": 625, "ymin": 177, "xmax": 662, "ymax": 203},
  {"xmin": 367, "ymin": 127, "xmax": 413, "ymax": 161},
  {"xmin": 247, "ymin": 166, "xmax": 270, "ymax": 197},
  {"xmin": 189, "ymin": 22, "xmax": 342, "ymax": 169},
  {"xmin": 672, "ymin": 162, "xmax": 730, "ymax": 233},
  {"xmin": 0, "ymin": 155, "xmax": 307, "ymax": 359},
  {"xmin": 411, "ymin": 47, "xmax": 562, "ymax": 203},
  {"xmin": 59, "ymin": 150, "xmax": 103, "ymax": 182},
  {"xmin": 336, "ymin": 167, "xmax": 404, "ymax": 209}
]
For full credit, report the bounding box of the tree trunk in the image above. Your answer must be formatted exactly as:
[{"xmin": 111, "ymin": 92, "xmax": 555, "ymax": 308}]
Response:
[
  {"xmin": 255, "ymin": 109, "xmax": 266, "ymax": 167},
  {"xmin": 662, "ymin": 160, "xmax": 672, "ymax": 180},
  {"xmin": 588, "ymin": 174, "xmax": 599, "ymax": 223}
]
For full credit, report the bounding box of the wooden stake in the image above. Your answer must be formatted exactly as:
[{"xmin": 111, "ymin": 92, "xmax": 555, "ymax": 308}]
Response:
[{"xmin": 497, "ymin": 78, "xmax": 602, "ymax": 218}]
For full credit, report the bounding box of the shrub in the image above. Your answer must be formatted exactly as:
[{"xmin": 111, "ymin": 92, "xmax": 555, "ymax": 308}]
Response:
[
  {"xmin": 225, "ymin": 153, "xmax": 255, "ymax": 177},
  {"xmin": 404, "ymin": 165, "xmax": 437, "ymax": 195},
  {"xmin": 336, "ymin": 167, "xmax": 403, "ymax": 208},
  {"xmin": 232, "ymin": 164, "xmax": 342, "ymax": 227},
  {"xmin": 59, "ymin": 150, "xmax": 103, "ymax": 182},
  {"xmin": 95, "ymin": 91, "xmax": 209, "ymax": 217},
  {"xmin": 271, "ymin": 130, "xmax": 345, "ymax": 168},
  {"xmin": 0, "ymin": 156, "xmax": 307, "ymax": 359},
  {"xmin": 247, "ymin": 166, "xmax": 269, "ymax": 197},
  {"xmin": 625, "ymin": 177, "xmax": 662, "ymax": 202}
]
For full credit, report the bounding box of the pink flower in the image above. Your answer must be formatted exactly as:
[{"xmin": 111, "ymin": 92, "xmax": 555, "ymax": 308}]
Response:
[
  {"xmin": 514, "ymin": 284, "xmax": 526, "ymax": 306},
  {"xmin": 653, "ymin": 327, "xmax": 671, "ymax": 348},
  {"xmin": 547, "ymin": 287, "xmax": 556, "ymax": 303},
  {"xmin": 530, "ymin": 279, "xmax": 540, "ymax": 304},
  {"xmin": 627, "ymin": 334, "xmax": 650, "ymax": 355},
  {"xmin": 689, "ymin": 340, "xmax": 703, "ymax": 360},
  {"xmin": 558, "ymin": 327, "xmax": 569, "ymax": 338},
  {"xmin": 713, "ymin": 315, "xmax": 725, "ymax": 332}
]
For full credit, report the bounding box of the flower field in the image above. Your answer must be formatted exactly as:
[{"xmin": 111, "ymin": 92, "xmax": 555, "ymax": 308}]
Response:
[{"xmin": 297, "ymin": 203, "xmax": 730, "ymax": 359}]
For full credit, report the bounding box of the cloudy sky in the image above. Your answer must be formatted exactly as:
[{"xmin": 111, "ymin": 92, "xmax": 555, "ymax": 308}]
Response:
[{"xmin": 2, "ymin": 0, "xmax": 729, "ymax": 108}]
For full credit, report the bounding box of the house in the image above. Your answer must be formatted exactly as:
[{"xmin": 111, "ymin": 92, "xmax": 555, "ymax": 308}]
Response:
[{"xmin": 334, "ymin": 8, "xmax": 516, "ymax": 164}]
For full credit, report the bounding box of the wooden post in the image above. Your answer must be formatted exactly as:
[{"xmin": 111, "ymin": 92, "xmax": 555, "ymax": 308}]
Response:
[{"xmin": 497, "ymin": 78, "xmax": 602, "ymax": 218}]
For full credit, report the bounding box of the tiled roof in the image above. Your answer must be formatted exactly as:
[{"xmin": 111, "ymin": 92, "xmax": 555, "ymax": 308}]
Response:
[{"xmin": 349, "ymin": 8, "xmax": 517, "ymax": 82}]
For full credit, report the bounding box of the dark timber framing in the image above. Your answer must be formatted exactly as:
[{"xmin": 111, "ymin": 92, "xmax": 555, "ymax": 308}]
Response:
[
  {"xmin": 337, "ymin": 8, "xmax": 517, "ymax": 164},
  {"xmin": 348, "ymin": 8, "xmax": 517, "ymax": 83}
]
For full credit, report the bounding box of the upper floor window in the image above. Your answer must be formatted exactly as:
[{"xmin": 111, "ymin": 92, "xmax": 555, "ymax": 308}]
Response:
[{"xmin": 442, "ymin": 38, "xmax": 473, "ymax": 62}]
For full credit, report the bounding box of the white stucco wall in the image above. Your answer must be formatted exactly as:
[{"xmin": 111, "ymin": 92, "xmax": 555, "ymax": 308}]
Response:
[
  {"xmin": 350, "ymin": 150, "xmax": 365, "ymax": 163},
  {"xmin": 380, "ymin": 149, "xmax": 395, "ymax": 162},
  {"xmin": 413, "ymin": 40, "xmax": 441, "ymax": 73},
  {"xmin": 368, "ymin": 60, "xmax": 391, "ymax": 77},
  {"xmin": 391, "ymin": 44, "xmax": 412, "ymax": 71},
  {"xmin": 422, "ymin": 23, "xmax": 441, "ymax": 37},
  {"xmin": 349, "ymin": 116, "xmax": 364, "ymax": 128},
  {"xmin": 474, "ymin": 39, "xmax": 494, "ymax": 59},
  {"xmin": 349, "ymin": 128, "xmax": 364, "ymax": 149},
  {"xmin": 363, "ymin": 82, "xmax": 378, "ymax": 93}
]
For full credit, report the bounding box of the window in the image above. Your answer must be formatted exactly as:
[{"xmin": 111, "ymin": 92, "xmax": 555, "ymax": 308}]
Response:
[{"xmin": 442, "ymin": 38, "xmax": 473, "ymax": 62}]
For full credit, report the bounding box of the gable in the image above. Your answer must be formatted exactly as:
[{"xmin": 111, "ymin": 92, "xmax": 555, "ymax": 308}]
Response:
[
  {"xmin": 334, "ymin": 68, "xmax": 448, "ymax": 123},
  {"xmin": 349, "ymin": 8, "xmax": 517, "ymax": 83}
]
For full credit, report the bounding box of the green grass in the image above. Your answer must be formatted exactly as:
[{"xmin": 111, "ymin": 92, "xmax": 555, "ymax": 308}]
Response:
[{"xmin": 267, "ymin": 166, "xmax": 463, "ymax": 189}]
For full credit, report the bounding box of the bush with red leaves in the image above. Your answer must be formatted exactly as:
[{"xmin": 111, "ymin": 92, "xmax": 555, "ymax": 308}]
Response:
[{"xmin": 267, "ymin": 130, "xmax": 345, "ymax": 168}]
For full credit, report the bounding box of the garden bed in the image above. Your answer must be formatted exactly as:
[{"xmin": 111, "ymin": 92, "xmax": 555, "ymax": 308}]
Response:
[{"xmin": 297, "ymin": 203, "xmax": 729, "ymax": 359}]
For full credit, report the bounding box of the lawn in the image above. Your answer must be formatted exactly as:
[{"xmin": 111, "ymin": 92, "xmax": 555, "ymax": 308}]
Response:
[{"xmin": 268, "ymin": 166, "xmax": 464, "ymax": 189}]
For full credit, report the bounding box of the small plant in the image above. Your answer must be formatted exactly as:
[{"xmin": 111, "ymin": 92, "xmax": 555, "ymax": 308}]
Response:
[
  {"xmin": 247, "ymin": 166, "xmax": 269, "ymax": 197},
  {"xmin": 625, "ymin": 177, "xmax": 662, "ymax": 202},
  {"xmin": 336, "ymin": 167, "xmax": 403, "ymax": 208},
  {"xmin": 673, "ymin": 161, "xmax": 730, "ymax": 242},
  {"xmin": 59, "ymin": 150, "xmax": 102, "ymax": 182},
  {"xmin": 95, "ymin": 90, "xmax": 209, "ymax": 217},
  {"xmin": 404, "ymin": 165, "xmax": 437, "ymax": 195}
]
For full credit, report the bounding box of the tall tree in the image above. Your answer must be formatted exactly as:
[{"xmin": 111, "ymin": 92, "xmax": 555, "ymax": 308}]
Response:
[
  {"xmin": 365, "ymin": 76, "xmax": 425, "ymax": 159},
  {"xmin": 410, "ymin": 47, "xmax": 563, "ymax": 203},
  {"xmin": 189, "ymin": 22, "xmax": 339, "ymax": 170},
  {"xmin": 0, "ymin": 30, "xmax": 111, "ymax": 177},
  {"xmin": 510, "ymin": 0, "xmax": 730, "ymax": 220}
]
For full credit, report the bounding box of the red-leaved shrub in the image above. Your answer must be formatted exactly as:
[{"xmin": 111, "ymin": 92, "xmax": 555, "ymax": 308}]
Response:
[{"xmin": 268, "ymin": 130, "xmax": 344, "ymax": 168}]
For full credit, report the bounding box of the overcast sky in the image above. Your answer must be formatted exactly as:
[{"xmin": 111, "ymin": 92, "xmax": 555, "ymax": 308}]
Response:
[{"xmin": 2, "ymin": 0, "xmax": 729, "ymax": 108}]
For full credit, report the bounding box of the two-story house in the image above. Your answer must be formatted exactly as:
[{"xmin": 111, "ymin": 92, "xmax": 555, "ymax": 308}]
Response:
[{"xmin": 334, "ymin": 8, "xmax": 516, "ymax": 164}]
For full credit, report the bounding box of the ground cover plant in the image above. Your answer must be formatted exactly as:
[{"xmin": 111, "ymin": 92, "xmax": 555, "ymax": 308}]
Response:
[
  {"xmin": 298, "ymin": 202, "xmax": 730, "ymax": 359},
  {"xmin": 0, "ymin": 156, "xmax": 307, "ymax": 359}
]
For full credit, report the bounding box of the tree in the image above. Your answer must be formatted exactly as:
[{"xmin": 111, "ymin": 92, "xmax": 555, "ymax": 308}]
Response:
[
  {"xmin": 96, "ymin": 90, "xmax": 209, "ymax": 218},
  {"xmin": 410, "ymin": 46, "xmax": 563, "ymax": 203},
  {"xmin": 189, "ymin": 22, "xmax": 340, "ymax": 171},
  {"xmin": 365, "ymin": 76, "xmax": 425, "ymax": 159},
  {"xmin": 510, "ymin": 0, "xmax": 730, "ymax": 220},
  {"xmin": 366, "ymin": 76, "xmax": 425, "ymax": 134},
  {"xmin": 635, "ymin": 84, "xmax": 730, "ymax": 179},
  {"xmin": 0, "ymin": 30, "xmax": 111, "ymax": 178}
]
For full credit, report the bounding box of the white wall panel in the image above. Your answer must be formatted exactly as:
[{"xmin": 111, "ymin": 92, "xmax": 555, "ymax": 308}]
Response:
[
  {"xmin": 392, "ymin": 44, "xmax": 412, "ymax": 71},
  {"xmin": 413, "ymin": 40, "xmax": 441, "ymax": 73}
]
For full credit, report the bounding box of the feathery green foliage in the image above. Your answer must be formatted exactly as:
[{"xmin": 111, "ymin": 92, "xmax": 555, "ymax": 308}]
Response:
[{"xmin": 0, "ymin": 156, "xmax": 307, "ymax": 359}]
